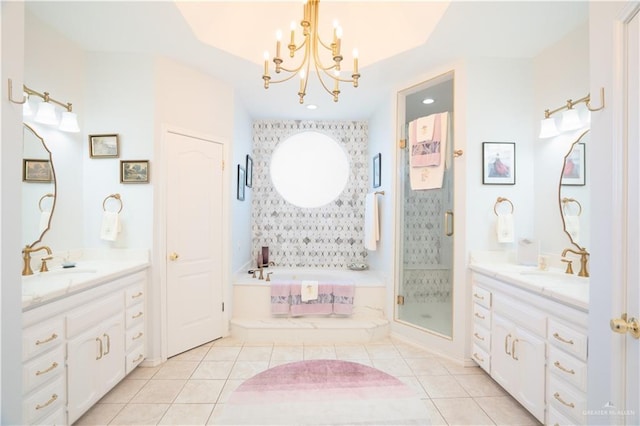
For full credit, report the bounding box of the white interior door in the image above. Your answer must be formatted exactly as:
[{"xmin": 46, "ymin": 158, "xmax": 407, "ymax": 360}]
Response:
[{"xmin": 166, "ymin": 130, "xmax": 224, "ymax": 357}]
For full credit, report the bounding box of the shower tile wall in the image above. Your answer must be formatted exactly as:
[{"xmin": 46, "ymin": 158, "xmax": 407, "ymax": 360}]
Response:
[{"xmin": 251, "ymin": 120, "xmax": 368, "ymax": 268}]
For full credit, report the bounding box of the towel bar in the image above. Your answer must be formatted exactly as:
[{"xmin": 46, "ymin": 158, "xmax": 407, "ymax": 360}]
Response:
[
  {"xmin": 562, "ymin": 197, "xmax": 582, "ymax": 216},
  {"xmin": 38, "ymin": 193, "xmax": 54, "ymax": 212},
  {"xmin": 494, "ymin": 197, "xmax": 514, "ymax": 216},
  {"xmin": 102, "ymin": 193, "xmax": 123, "ymax": 213},
  {"xmin": 374, "ymin": 191, "xmax": 385, "ymax": 196}
]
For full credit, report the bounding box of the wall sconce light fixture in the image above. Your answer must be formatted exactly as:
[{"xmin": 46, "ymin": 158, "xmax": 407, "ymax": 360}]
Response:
[
  {"xmin": 539, "ymin": 87, "xmax": 605, "ymax": 139},
  {"xmin": 8, "ymin": 78, "xmax": 80, "ymax": 133}
]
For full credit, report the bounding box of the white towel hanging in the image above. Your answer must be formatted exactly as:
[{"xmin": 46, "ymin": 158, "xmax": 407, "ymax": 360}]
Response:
[
  {"xmin": 364, "ymin": 193, "xmax": 379, "ymax": 251},
  {"xmin": 496, "ymin": 213, "xmax": 514, "ymax": 243},
  {"xmin": 100, "ymin": 212, "xmax": 121, "ymax": 241}
]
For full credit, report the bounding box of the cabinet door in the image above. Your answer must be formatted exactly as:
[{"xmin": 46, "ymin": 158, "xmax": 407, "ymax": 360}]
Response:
[
  {"xmin": 512, "ymin": 326, "xmax": 546, "ymax": 422},
  {"xmin": 490, "ymin": 314, "xmax": 516, "ymax": 394},
  {"xmin": 67, "ymin": 324, "xmax": 104, "ymax": 423},
  {"xmin": 100, "ymin": 315, "xmax": 126, "ymax": 393}
]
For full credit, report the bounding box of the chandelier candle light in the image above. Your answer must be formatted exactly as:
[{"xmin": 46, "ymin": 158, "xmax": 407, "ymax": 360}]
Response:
[{"xmin": 262, "ymin": 0, "xmax": 360, "ymax": 104}]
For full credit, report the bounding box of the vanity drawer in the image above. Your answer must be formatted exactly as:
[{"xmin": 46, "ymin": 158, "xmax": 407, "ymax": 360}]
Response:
[
  {"xmin": 66, "ymin": 293, "xmax": 121, "ymax": 338},
  {"xmin": 547, "ymin": 405, "xmax": 580, "ymax": 426},
  {"xmin": 23, "ymin": 375, "xmax": 65, "ymax": 425},
  {"xmin": 23, "ymin": 345, "xmax": 65, "ymax": 395},
  {"xmin": 473, "ymin": 304, "xmax": 491, "ymax": 329},
  {"xmin": 125, "ymin": 304, "xmax": 145, "ymax": 329},
  {"xmin": 471, "ymin": 286, "xmax": 491, "ymax": 309},
  {"xmin": 125, "ymin": 285, "xmax": 145, "ymax": 307},
  {"xmin": 493, "ymin": 293, "xmax": 546, "ymax": 337},
  {"xmin": 126, "ymin": 344, "xmax": 145, "ymax": 375},
  {"xmin": 23, "ymin": 318, "xmax": 64, "ymax": 361},
  {"xmin": 547, "ymin": 374, "xmax": 587, "ymax": 425},
  {"xmin": 548, "ymin": 345, "xmax": 587, "ymax": 392},
  {"xmin": 471, "ymin": 343, "xmax": 490, "ymax": 372},
  {"xmin": 126, "ymin": 323, "xmax": 145, "ymax": 352},
  {"xmin": 548, "ymin": 318, "xmax": 587, "ymax": 361},
  {"xmin": 472, "ymin": 323, "xmax": 490, "ymax": 352}
]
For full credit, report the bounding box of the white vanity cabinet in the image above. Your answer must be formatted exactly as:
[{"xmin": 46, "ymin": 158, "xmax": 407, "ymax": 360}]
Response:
[
  {"xmin": 470, "ymin": 268, "xmax": 588, "ymax": 425},
  {"xmin": 22, "ymin": 268, "xmax": 148, "ymax": 425},
  {"xmin": 471, "ymin": 286, "xmax": 491, "ymax": 371}
]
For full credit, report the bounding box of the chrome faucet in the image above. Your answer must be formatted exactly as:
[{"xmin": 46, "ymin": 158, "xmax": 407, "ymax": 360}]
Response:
[
  {"xmin": 561, "ymin": 247, "xmax": 589, "ymax": 278},
  {"xmin": 22, "ymin": 245, "xmax": 52, "ymax": 276}
]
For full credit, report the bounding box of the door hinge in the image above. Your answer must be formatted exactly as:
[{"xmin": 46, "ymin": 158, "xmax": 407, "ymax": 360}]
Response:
[
  {"xmin": 397, "ymin": 295, "xmax": 405, "ymax": 305},
  {"xmin": 222, "ymin": 160, "xmax": 225, "ymax": 171},
  {"xmin": 222, "ymin": 302, "xmax": 225, "ymax": 312},
  {"xmin": 399, "ymin": 139, "xmax": 406, "ymax": 149}
]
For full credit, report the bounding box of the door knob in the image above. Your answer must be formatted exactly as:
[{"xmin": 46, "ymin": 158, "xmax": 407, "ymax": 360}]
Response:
[
  {"xmin": 169, "ymin": 252, "xmax": 180, "ymax": 261},
  {"xmin": 610, "ymin": 313, "xmax": 640, "ymax": 339}
]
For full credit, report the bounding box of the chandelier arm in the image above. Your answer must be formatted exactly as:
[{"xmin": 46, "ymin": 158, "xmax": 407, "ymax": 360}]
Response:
[
  {"xmin": 314, "ymin": 58, "xmax": 337, "ymax": 98},
  {"xmin": 267, "ymin": 72, "xmax": 304, "ymax": 85}
]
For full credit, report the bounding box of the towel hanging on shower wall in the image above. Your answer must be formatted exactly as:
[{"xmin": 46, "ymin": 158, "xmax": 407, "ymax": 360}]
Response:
[{"xmin": 409, "ymin": 111, "xmax": 449, "ymax": 191}]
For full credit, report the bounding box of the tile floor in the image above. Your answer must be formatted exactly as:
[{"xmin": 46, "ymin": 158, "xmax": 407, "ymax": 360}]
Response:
[{"xmin": 75, "ymin": 337, "xmax": 541, "ymax": 425}]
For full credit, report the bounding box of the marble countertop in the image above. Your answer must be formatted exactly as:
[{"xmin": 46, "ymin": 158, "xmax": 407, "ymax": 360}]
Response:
[
  {"xmin": 469, "ymin": 260, "xmax": 589, "ymax": 311},
  {"xmin": 22, "ymin": 248, "xmax": 150, "ymax": 311}
]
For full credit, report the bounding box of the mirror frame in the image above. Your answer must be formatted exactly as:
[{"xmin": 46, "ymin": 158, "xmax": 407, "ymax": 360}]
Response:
[
  {"xmin": 24, "ymin": 123, "xmax": 57, "ymax": 249},
  {"xmin": 558, "ymin": 129, "xmax": 589, "ymax": 251}
]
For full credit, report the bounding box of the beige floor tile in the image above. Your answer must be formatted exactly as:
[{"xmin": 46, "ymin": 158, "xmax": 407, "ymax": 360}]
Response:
[
  {"xmin": 372, "ymin": 358, "xmax": 414, "ymax": 377},
  {"xmin": 365, "ymin": 344, "xmax": 402, "ymax": 359},
  {"xmin": 236, "ymin": 345, "xmax": 273, "ymax": 361},
  {"xmin": 475, "ymin": 396, "xmax": 542, "ymax": 425},
  {"xmin": 348, "ymin": 359, "xmax": 374, "ymax": 367},
  {"xmin": 397, "ymin": 376, "xmax": 429, "ymax": 398},
  {"xmin": 422, "ymin": 399, "xmax": 448, "ymax": 426},
  {"xmin": 418, "ymin": 374, "xmax": 469, "ymax": 398},
  {"xmin": 174, "ymin": 380, "xmax": 226, "ymax": 404},
  {"xmin": 269, "ymin": 358, "xmax": 295, "ymax": 368},
  {"xmin": 271, "ymin": 345, "xmax": 304, "ymax": 361},
  {"xmin": 153, "ymin": 360, "xmax": 199, "ymax": 380},
  {"xmin": 191, "ymin": 361, "xmax": 234, "ymax": 380},
  {"xmin": 404, "ymin": 357, "xmax": 450, "ymax": 375},
  {"xmin": 217, "ymin": 380, "xmax": 243, "ymax": 403},
  {"xmin": 98, "ymin": 379, "xmax": 147, "ymax": 404},
  {"xmin": 394, "ymin": 342, "xmax": 435, "ymax": 359},
  {"xmin": 204, "ymin": 346, "xmax": 242, "ymax": 361},
  {"xmin": 109, "ymin": 403, "xmax": 170, "ymax": 426},
  {"xmin": 432, "ymin": 397, "xmax": 495, "ymax": 426},
  {"xmin": 73, "ymin": 403, "xmax": 124, "ymax": 425},
  {"xmin": 170, "ymin": 344, "xmax": 211, "ymax": 362},
  {"xmin": 440, "ymin": 358, "xmax": 485, "ymax": 375},
  {"xmin": 334, "ymin": 344, "xmax": 370, "ymax": 360},
  {"xmin": 211, "ymin": 337, "xmax": 243, "ymax": 346},
  {"xmin": 158, "ymin": 403, "xmax": 214, "ymax": 425},
  {"xmin": 130, "ymin": 379, "xmax": 186, "ymax": 404},
  {"xmin": 228, "ymin": 361, "xmax": 270, "ymax": 380},
  {"xmin": 206, "ymin": 404, "xmax": 226, "ymax": 425},
  {"xmin": 127, "ymin": 365, "xmax": 160, "ymax": 380},
  {"xmin": 454, "ymin": 374, "xmax": 507, "ymax": 397},
  {"xmin": 303, "ymin": 345, "xmax": 337, "ymax": 360}
]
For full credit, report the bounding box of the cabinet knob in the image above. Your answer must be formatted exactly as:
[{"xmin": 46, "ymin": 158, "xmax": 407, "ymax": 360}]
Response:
[{"xmin": 169, "ymin": 252, "xmax": 180, "ymax": 261}]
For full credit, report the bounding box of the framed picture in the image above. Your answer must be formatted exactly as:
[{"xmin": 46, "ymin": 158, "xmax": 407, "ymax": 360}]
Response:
[
  {"xmin": 482, "ymin": 142, "xmax": 516, "ymax": 185},
  {"xmin": 373, "ymin": 153, "xmax": 381, "ymax": 188},
  {"xmin": 237, "ymin": 165, "xmax": 246, "ymax": 201},
  {"xmin": 120, "ymin": 160, "xmax": 149, "ymax": 183},
  {"xmin": 561, "ymin": 143, "xmax": 586, "ymax": 186},
  {"xmin": 89, "ymin": 134, "xmax": 119, "ymax": 158},
  {"xmin": 245, "ymin": 154, "xmax": 253, "ymax": 188},
  {"xmin": 23, "ymin": 159, "xmax": 53, "ymax": 182}
]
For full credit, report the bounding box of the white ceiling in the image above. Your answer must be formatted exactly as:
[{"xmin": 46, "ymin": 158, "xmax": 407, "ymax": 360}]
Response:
[{"xmin": 25, "ymin": 1, "xmax": 589, "ymax": 121}]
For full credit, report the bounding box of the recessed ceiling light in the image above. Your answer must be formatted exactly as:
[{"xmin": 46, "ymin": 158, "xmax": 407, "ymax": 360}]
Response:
[
  {"xmin": 306, "ymin": 104, "xmax": 318, "ymax": 110},
  {"xmin": 422, "ymin": 98, "xmax": 435, "ymax": 105}
]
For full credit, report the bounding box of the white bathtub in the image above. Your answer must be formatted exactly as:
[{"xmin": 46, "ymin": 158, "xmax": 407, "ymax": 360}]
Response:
[{"xmin": 234, "ymin": 267, "xmax": 385, "ymax": 287}]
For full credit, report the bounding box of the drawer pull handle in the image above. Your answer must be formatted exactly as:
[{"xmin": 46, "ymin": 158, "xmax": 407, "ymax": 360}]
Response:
[
  {"xmin": 35, "ymin": 362, "xmax": 59, "ymax": 376},
  {"xmin": 96, "ymin": 337, "xmax": 103, "ymax": 360},
  {"xmin": 553, "ymin": 392, "xmax": 575, "ymax": 408},
  {"xmin": 132, "ymin": 311, "xmax": 144, "ymax": 319},
  {"xmin": 553, "ymin": 332, "xmax": 574, "ymax": 345},
  {"xmin": 512, "ymin": 338, "xmax": 519, "ymax": 360},
  {"xmin": 131, "ymin": 291, "xmax": 143, "ymax": 299},
  {"xmin": 133, "ymin": 354, "xmax": 144, "ymax": 363},
  {"xmin": 473, "ymin": 293, "xmax": 484, "ymax": 300},
  {"xmin": 474, "ymin": 312, "xmax": 485, "ymax": 320},
  {"xmin": 505, "ymin": 334, "xmax": 512, "ymax": 356},
  {"xmin": 473, "ymin": 352, "xmax": 484, "ymax": 362},
  {"xmin": 35, "ymin": 333, "xmax": 58, "ymax": 346},
  {"xmin": 35, "ymin": 393, "xmax": 58, "ymax": 410},
  {"xmin": 473, "ymin": 332, "xmax": 485, "ymax": 341},
  {"xmin": 554, "ymin": 361, "xmax": 576, "ymax": 375},
  {"xmin": 132, "ymin": 332, "xmax": 144, "ymax": 341},
  {"xmin": 103, "ymin": 333, "xmax": 111, "ymax": 356}
]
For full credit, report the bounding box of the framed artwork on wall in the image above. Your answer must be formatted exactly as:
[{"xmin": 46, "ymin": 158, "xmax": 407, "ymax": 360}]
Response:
[
  {"xmin": 373, "ymin": 153, "xmax": 381, "ymax": 188},
  {"xmin": 23, "ymin": 159, "xmax": 53, "ymax": 182},
  {"xmin": 120, "ymin": 160, "xmax": 150, "ymax": 183},
  {"xmin": 245, "ymin": 154, "xmax": 253, "ymax": 188},
  {"xmin": 237, "ymin": 164, "xmax": 246, "ymax": 201},
  {"xmin": 89, "ymin": 134, "xmax": 119, "ymax": 158},
  {"xmin": 561, "ymin": 143, "xmax": 586, "ymax": 186},
  {"xmin": 482, "ymin": 142, "xmax": 515, "ymax": 185}
]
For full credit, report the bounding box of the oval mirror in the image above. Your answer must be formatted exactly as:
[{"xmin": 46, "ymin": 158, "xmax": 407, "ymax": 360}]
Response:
[
  {"xmin": 22, "ymin": 123, "xmax": 56, "ymax": 248},
  {"xmin": 559, "ymin": 129, "xmax": 589, "ymax": 250},
  {"xmin": 270, "ymin": 131, "xmax": 349, "ymax": 208}
]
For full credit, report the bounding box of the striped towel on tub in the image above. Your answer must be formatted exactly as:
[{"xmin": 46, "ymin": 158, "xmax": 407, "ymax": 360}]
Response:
[
  {"xmin": 270, "ymin": 282, "xmax": 291, "ymax": 315},
  {"xmin": 290, "ymin": 283, "xmax": 333, "ymax": 316},
  {"xmin": 333, "ymin": 283, "xmax": 355, "ymax": 315}
]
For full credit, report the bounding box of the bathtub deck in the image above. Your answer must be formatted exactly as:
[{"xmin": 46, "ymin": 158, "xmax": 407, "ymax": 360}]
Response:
[{"xmin": 230, "ymin": 317, "xmax": 389, "ymax": 344}]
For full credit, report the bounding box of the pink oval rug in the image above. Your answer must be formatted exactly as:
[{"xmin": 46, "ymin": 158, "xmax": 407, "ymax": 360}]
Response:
[{"xmin": 216, "ymin": 359, "xmax": 430, "ymax": 425}]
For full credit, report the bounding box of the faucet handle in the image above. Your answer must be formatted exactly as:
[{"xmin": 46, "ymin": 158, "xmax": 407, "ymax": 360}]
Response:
[
  {"xmin": 561, "ymin": 259, "xmax": 574, "ymax": 275},
  {"xmin": 40, "ymin": 255, "xmax": 53, "ymax": 273},
  {"xmin": 266, "ymin": 272, "xmax": 273, "ymax": 282}
]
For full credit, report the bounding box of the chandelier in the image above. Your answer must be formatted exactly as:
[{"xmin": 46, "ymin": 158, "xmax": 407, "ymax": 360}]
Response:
[{"xmin": 261, "ymin": 0, "xmax": 360, "ymax": 104}]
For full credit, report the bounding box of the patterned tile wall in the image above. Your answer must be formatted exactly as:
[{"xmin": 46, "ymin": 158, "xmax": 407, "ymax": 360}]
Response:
[{"xmin": 251, "ymin": 120, "xmax": 368, "ymax": 268}]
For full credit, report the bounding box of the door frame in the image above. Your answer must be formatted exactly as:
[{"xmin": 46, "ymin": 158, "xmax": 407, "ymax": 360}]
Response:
[{"xmin": 152, "ymin": 125, "xmax": 231, "ymax": 364}]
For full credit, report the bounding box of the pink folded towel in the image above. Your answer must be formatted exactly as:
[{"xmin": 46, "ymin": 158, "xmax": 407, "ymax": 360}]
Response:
[
  {"xmin": 332, "ymin": 283, "xmax": 355, "ymax": 315},
  {"xmin": 270, "ymin": 282, "xmax": 291, "ymax": 315},
  {"xmin": 291, "ymin": 283, "xmax": 333, "ymax": 316}
]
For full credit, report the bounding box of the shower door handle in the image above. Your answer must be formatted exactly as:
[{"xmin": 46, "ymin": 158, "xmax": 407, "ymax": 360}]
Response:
[{"xmin": 444, "ymin": 210, "xmax": 454, "ymax": 236}]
